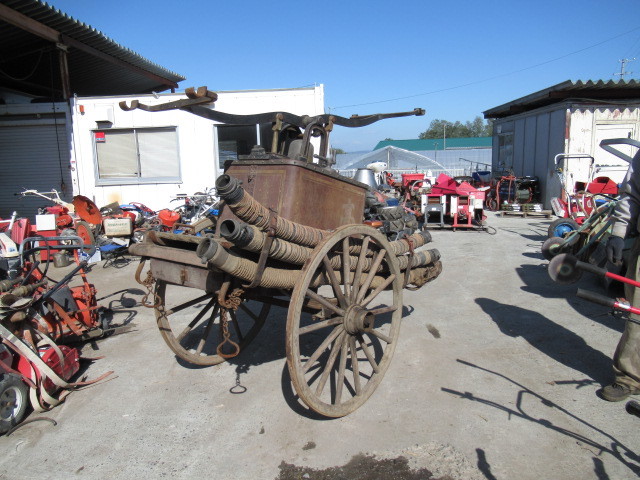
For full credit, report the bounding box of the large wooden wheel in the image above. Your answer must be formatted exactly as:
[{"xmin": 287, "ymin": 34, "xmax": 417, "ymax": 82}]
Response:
[
  {"xmin": 154, "ymin": 280, "xmax": 270, "ymax": 366},
  {"xmin": 286, "ymin": 225, "xmax": 403, "ymax": 417}
]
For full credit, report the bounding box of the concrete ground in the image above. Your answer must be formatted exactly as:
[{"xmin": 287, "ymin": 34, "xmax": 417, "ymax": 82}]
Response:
[{"xmin": 1, "ymin": 213, "xmax": 638, "ymax": 480}]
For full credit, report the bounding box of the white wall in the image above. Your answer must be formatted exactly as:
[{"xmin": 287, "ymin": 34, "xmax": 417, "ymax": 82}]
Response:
[
  {"xmin": 568, "ymin": 106, "xmax": 639, "ymax": 184},
  {"xmin": 70, "ymin": 85, "xmax": 325, "ymax": 211}
]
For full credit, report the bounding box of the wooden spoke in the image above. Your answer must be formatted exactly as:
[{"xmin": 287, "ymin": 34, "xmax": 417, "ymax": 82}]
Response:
[
  {"xmin": 229, "ymin": 309, "xmax": 243, "ymax": 342},
  {"xmin": 315, "ymin": 332, "xmax": 346, "ymax": 396},
  {"xmin": 196, "ymin": 315, "xmax": 215, "ymax": 355},
  {"xmin": 286, "ymin": 225, "xmax": 403, "ymax": 417},
  {"xmin": 335, "ymin": 335, "xmax": 349, "ymax": 404},
  {"xmin": 368, "ymin": 305, "xmax": 398, "ymax": 316},
  {"xmin": 177, "ymin": 301, "xmax": 217, "ymax": 342},
  {"xmin": 322, "ymin": 255, "xmax": 348, "ymax": 309},
  {"xmin": 305, "ymin": 288, "xmax": 345, "ymax": 316},
  {"xmin": 355, "ymin": 249, "xmax": 386, "ymax": 303},
  {"xmin": 239, "ymin": 302, "xmax": 260, "ymax": 322},
  {"xmin": 351, "ymin": 235, "xmax": 370, "ymax": 301},
  {"xmin": 349, "ymin": 336, "xmax": 362, "ymax": 396},
  {"xmin": 298, "ymin": 317, "xmax": 343, "ymax": 336},
  {"xmin": 302, "ymin": 325, "xmax": 344, "ymax": 374},
  {"xmin": 357, "ymin": 334, "xmax": 380, "ymax": 373},
  {"xmin": 166, "ymin": 292, "xmax": 213, "ymax": 316},
  {"xmin": 154, "ymin": 280, "xmax": 269, "ymax": 366},
  {"xmin": 361, "ymin": 274, "xmax": 396, "ymax": 308},
  {"xmin": 369, "ymin": 328, "xmax": 393, "ymax": 345},
  {"xmin": 342, "ymin": 237, "xmax": 351, "ymax": 298}
]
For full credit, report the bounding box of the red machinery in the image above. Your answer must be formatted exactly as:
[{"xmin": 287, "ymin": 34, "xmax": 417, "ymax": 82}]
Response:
[
  {"xmin": 425, "ymin": 174, "xmax": 486, "ymax": 230},
  {"xmin": 0, "ymin": 235, "xmax": 113, "ymax": 433}
]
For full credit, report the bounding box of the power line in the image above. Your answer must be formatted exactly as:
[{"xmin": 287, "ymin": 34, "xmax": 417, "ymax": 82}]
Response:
[{"xmin": 329, "ymin": 25, "xmax": 640, "ymax": 111}]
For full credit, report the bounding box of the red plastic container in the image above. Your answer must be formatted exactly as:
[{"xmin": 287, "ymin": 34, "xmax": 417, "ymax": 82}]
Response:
[{"xmin": 158, "ymin": 209, "xmax": 180, "ymax": 228}]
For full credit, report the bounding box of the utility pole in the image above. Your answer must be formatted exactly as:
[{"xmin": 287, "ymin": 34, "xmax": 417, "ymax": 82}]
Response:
[
  {"xmin": 614, "ymin": 58, "xmax": 635, "ymax": 80},
  {"xmin": 443, "ymin": 123, "xmax": 446, "ymax": 150}
]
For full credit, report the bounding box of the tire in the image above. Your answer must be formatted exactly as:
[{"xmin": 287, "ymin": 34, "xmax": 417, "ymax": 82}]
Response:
[
  {"xmin": 0, "ymin": 374, "xmax": 29, "ymax": 434},
  {"xmin": 548, "ymin": 218, "xmax": 579, "ymax": 239},
  {"xmin": 74, "ymin": 221, "xmax": 95, "ymax": 253},
  {"xmin": 541, "ymin": 236, "xmax": 565, "ymax": 260}
]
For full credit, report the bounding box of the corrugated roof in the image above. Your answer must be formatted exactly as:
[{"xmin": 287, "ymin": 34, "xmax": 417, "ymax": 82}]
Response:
[
  {"xmin": 0, "ymin": 0, "xmax": 185, "ymax": 97},
  {"xmin": 483, "ymin": 79, "xmax": 640, "ymax": 119},
  {"xmin": 374, "ymin": 137, "xmax": 492, "ymax": 151}
]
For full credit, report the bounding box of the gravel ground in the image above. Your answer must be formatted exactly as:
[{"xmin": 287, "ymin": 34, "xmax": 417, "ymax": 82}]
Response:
[{"xmin": 0, "ymin": 213, "xmax": 638, "ymax": 480}]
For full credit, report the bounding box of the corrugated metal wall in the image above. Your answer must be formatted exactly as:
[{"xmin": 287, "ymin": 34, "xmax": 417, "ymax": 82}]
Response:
[
  {"xmin": 0, "ymin": 120, "xmax": 72, "ymax": 219},
  {"xmin": 492, "ymin": 106, "xmax": 569, "ymax": 208},
  {"xmin": 491, "ymin": 103, "xmax": 640, "ymax": 208}
]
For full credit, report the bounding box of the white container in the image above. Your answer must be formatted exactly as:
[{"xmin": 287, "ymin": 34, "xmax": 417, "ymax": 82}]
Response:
[{"xmin": 103, "ymin": 217, "xmax": 132, "ymax": 236}]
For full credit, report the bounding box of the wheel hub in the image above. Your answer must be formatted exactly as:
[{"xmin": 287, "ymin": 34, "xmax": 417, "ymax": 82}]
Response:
[
  {"xmin": 1, "ymin": 389, "xmax": 19, "ymax": 419},
  {"xmin": 343, "ymin": 305, "xmax": 374, "ymax": 335}
]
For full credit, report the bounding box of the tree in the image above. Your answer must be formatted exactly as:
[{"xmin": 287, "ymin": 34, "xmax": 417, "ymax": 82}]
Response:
[
  {"xmin": 332, "ymin": 148, "xmax": 346, "ymax": 155},
  {"xmin": 418, "ymin": 116, "xmax": 492, "ymax": 139}
]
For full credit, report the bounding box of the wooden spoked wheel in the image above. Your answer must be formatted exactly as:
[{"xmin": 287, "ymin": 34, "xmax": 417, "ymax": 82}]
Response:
[
  {"xmin": 154, "ymin": 280, "xmax": 270, "ymax": 366},
  {"xmin": 286, "ymin": 225, "xmax": 403, "ymax": 417}
]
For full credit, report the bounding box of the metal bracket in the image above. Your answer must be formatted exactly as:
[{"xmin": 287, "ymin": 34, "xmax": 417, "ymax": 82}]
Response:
[
  {"xmin": 401, "ymin": 236, "xmax": 419, "ymax": 290},
  {"xmin": 243, "ymin": 209, "xmax": 278, "ymax": 289}
]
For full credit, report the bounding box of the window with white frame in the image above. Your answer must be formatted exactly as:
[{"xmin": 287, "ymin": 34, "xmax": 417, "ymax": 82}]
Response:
[{"xmin": 94, "ymin": 127, "xmax": 180, "ymax": 184}]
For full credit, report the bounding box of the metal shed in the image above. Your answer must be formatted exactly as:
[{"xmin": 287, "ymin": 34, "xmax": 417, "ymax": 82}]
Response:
[{"xmin": 483, "ymin": 79, "xmax": 640, "ymax": 209}]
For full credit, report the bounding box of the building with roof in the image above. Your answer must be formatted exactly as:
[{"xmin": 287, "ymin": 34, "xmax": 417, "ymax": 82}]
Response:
[
  {"xmin": 0, "ymin": 1, "xmax": 325, "ymax": 217},
  {"xmin": 484, "ymin": 79, "xmax": 640, "ymax": 209}
]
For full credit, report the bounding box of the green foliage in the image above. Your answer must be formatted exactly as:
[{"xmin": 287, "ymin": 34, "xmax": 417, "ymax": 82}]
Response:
[
  {"xmin": 332, "ymin": 148, "xmax": 346, "ymax": 155},
  {"xmin": 418, "ymin": 116, "xmax": 493, "ymax": 139}
]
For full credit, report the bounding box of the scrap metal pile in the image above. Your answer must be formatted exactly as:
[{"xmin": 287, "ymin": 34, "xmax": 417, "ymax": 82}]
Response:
[
  {"xmin": 0, "ymin": 232, "xmax": 113, "ymax": 434},
  {"xmin": 127, "ymin": 87, "xmax": 443, "ymax": 417}
]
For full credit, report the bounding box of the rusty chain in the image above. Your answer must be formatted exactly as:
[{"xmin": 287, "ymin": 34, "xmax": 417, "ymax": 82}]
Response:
[
  {"xmin": 216, "ymin": 308, "xmax": 240, "ymax": 359},
  {"xmin": 135, "ymin": 258, "xmax": 161, "ymax": 308},
  {"xmin": 218, "ymin": 288, "xmax": 244, "ymax": 310}
]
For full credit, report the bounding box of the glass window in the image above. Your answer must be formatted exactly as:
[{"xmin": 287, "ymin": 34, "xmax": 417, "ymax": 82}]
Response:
[
  {"xmin": 216, "ymin": 122, "xmax": 275, "ymax": 168},
  {"xmin": 95, "ymin": 127, "xmax": 180, "ymax": 184},
  {"xmin": 216, "ymin": 125, "xmax": 256, "ymax": 169}
]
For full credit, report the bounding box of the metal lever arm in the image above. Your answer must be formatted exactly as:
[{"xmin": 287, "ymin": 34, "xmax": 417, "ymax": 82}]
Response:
[
  {"xmin": 181, "ymin": 106, "xmax": 425, "ymax": 128},
  {"xmin": 599, "ymin": 138, "xmax": 640, "ymax": 164},
  {"xmin": 118, "ymin": 86, "xmax": 424, "ymax": 129},
  {"xmin": 183, "ymin": 105, "xmax": 425, "ymax": 129},
  {"xmin": 119, "ymin": 86, "xmax": 218, "ymax": 112}
]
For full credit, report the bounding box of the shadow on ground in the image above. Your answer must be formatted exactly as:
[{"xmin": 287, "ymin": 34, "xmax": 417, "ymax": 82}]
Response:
[
  {"xmin": 476, "ymin": 297, "xmax": 612, "ymax": 386},
  {"xmin": 516, "ymin": 263, "xmax": 624, "ymax": 334},
  {"xmin": 442, "ymin": 359, "xmax": 640, "ymax": 479}
]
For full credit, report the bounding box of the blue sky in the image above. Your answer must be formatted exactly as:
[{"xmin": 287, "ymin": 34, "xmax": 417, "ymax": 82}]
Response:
[{"xmin": 49, "ymin": 0, "xmax": 640, "ymax": 152}]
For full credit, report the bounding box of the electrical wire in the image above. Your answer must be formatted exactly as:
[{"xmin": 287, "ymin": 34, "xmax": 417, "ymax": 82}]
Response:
[
  {"xmin": 0, "ymin": 50, "xmax": 44, "ymax": 82},
  {"xmin": 48, "ymin": 51, "xmax": 67, "ymax": 194},
  {"xmin": 329, "ymin": 26, "xmax": 640, "ymax": 111}
]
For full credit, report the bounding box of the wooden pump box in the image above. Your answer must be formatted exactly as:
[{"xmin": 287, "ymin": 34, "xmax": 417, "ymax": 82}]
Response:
[{"xmin": 219, "ymin": 157, "xmax": 368, "ymax": 230}]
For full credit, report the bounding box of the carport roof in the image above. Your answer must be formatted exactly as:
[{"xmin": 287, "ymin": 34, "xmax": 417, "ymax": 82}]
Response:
[
  {"xmin": 0, "ymin": 0, "xmax": 185, "ymax": 98},
  {"xmin": 483, "ymin": 79, "xmax": 640, "ymax": 119}
]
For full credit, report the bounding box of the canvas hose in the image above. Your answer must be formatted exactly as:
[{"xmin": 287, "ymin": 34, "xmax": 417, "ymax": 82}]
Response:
[
  {"xmin": 196, "ymin": 237, "xmax": 440, "ymax": 290},
  {"xmin": 219, "ymin": 219, "xmax": 434, "ymax": 267},
  {"xmin": 215, "ymin": 174, "xmax": 327, "ymax": 247}
]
